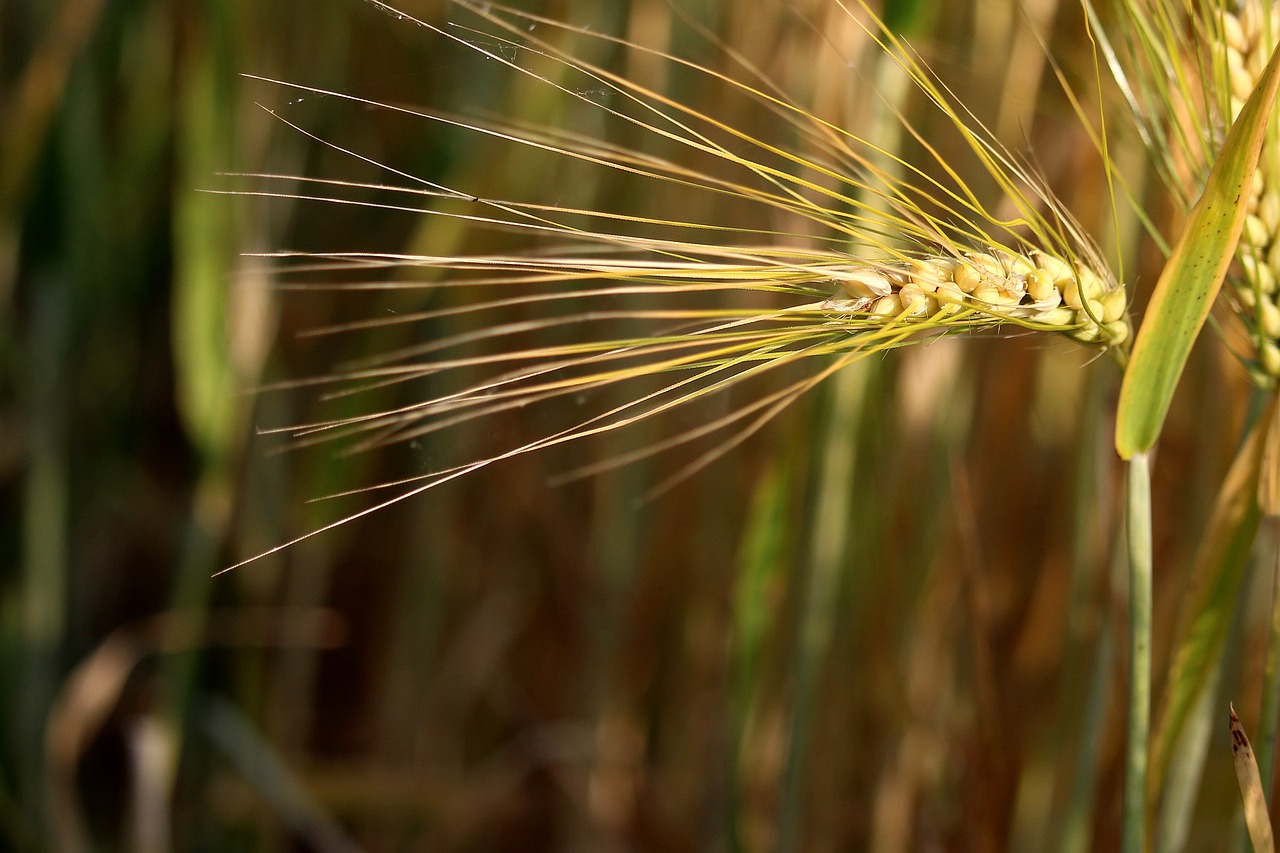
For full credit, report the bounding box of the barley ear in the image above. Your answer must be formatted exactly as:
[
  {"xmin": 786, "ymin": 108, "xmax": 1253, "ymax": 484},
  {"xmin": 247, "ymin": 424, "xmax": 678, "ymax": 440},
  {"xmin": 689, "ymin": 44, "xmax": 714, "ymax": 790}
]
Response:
[{"xmin": 1116, "ymin": 37, "xmax": 1280, "ymax": 459}]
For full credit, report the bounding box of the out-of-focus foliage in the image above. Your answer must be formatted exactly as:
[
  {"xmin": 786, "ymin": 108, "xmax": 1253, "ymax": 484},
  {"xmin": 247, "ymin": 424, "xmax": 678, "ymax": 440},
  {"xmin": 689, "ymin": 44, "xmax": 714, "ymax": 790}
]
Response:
[{"xmin": 1, "ymin": 0, "xmax": 1275, "ymax": 850}]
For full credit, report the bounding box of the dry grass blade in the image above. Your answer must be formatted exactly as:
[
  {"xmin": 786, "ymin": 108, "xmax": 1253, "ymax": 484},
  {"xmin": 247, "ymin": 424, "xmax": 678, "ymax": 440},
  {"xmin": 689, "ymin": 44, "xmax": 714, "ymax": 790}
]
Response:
[{"xmin": 1231, "ymin": 704, "xmax": 1277, "ymax": 853}]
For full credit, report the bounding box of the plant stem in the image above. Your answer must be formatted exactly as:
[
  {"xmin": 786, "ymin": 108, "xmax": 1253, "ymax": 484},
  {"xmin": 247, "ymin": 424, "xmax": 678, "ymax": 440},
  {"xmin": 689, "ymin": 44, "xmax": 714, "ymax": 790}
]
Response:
[
  {"xmin": 1257, "ymin": 519, "xmax": 1280, "ymax": 803},
  {"xmin": 1125, "ymin": 451, "xmax": 1153, "ymax": 853}
]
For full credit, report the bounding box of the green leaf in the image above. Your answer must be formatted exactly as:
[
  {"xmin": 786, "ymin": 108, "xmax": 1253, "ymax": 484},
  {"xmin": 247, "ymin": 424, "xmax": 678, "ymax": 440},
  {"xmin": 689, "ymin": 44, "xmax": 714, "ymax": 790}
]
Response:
[
  {"xmin": 1149, "ymin": 412, "xmax": 1265, "ymax": 809},
  {"xmin": 1115, "ymin": 40, "xmax": 1280, "ymax": 459}
]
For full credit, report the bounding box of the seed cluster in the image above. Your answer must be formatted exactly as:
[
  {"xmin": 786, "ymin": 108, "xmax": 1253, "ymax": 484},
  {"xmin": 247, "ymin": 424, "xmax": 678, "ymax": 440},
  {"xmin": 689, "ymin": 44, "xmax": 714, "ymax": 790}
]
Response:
[
  {"xmin": 822, "ymin": 250, "xmax": 1129, "ymax": 345},
  {"xmin": 1222, "ymin": 2, "xmax": 1280, "ymax": 375}
]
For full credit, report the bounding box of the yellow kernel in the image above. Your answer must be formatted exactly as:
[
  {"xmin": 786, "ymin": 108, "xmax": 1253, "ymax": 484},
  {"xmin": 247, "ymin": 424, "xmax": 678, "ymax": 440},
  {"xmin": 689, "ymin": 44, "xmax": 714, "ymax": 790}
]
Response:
[
  {"xmin": 972, "ymin": 283, "xmax": 1000, "ymax": 303},
  {"xmin": 993, "ymin": 286, "xmax": 1022, "ymax": 305},
  {"xmin": 1026, "ymin": 269, "xmax": 1057, "ymax": 302},
  {"xmin": 934, "ymin": 281, "xmax": 965, "ymax": 304},
  {"xmin": 1102, "ymin": 289, "xmax": 1127, "ymax": 324},
  {"xmin": 1243, "ymin": 254, "xmax": 1279, "ymax": 294},
  {"xmin": 1266, "ymin": 243, "xmax": 1280, "ymax": 281},
  {"xmin": 1247, "ymin": 38, "xmax": 1270, "ymax": 78},
  {"xmin": 969, "ymin": 252, "xmax": 1005, "ymax": 278},
  {"xmin": 1224, "ymin": 13, "xmax": 1247, "ymax": 52},
  {"xmin": 1104, "ymin": 320, "xmax": 1130, "ymax": 345},
  {"xmin": 1227, "ymin": 45, "xmax": 1247, "ymax": 73},
  {"xmin": 1264, "ymin": 342, "xmax": 1280, "ymax": 377},
  {"xmin": 1033, "ymin": 252, "xmax": 1074, "ymax": 283},
  {"xmin": 954, "ymin": 262, "xmax": 981, "ymax": 293},
  {"xmin": 907, "ymin": 258, "xmax": 954, "ymax": 292},
  {"xmin": 1239, "ymin": 284, "xmax": 1259, "ymax": 309},
  {"xmin": 1241, "ymin": 3, "xmax": 1262, "ymax": 42},
  {"xmin": 872, "ymin": 294, "xmax": 902, "ymax": 316},
  {"xmin": 1260, "ymin": 190, "xmax": 1280, "ymax": 232},
  {"xmin": 1035, "ymin": 306, "xmax": 1076, "ymax": 327},
  {"xmin": 884, "ymin": 266, "xmax": 912, "ymax": 286},
  {"xmin": 838, "ymin": 268, "xmax": 894, "ymax": 299},
  {"xmin": 994, "ymin": 250, "xmax": 1035, "ymax": 277},
  {"xmin": 1062, "ymin": 281, "xmax": 1083, "ymax": 309},
  {"xmin": 1071, "ymin": 314, "xmax": 1103, "ymax": 342},
  {"xmin": 898, "ymin": 284, "xmax": 931, "ymax": 316},
  {"xmin": 1076, "ymin": 265, "xmax": 1106, "ymax": 301},
  {"xmin": 1086, "ymin": 297, "xmax": 1105, "ymax": 319},
  {"xmin": 1246, "ymin": 213, "xmax": 1270, "ymax": 247},
  {"xmin": 1262, "ymin": 298, "xmax": 1280, "ymax": 339},
  {"xmin": 1231, "ymin": 64, "xmax": 1256, "ymax": 101}
]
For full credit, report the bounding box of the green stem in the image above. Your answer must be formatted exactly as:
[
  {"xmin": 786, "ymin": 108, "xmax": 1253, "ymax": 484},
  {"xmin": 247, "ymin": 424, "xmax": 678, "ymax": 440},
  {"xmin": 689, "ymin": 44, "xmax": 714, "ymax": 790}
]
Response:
[
  {"xmin": 1125, "ymin": 452, "xmax": 1153, "ymax": 853},
  {"xmin": 777, "ymin": 366, "xmax": 866, "ymax": 853},
  {"xmin": 1257, "ymin": 519, "xmax": 1280, "ymax": 803}
]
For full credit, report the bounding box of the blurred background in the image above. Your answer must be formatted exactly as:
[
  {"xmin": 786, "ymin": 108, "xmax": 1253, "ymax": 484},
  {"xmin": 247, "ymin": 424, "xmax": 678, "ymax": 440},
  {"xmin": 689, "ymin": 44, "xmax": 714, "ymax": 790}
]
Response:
[{"xmin": 1, "ymin": 0, "xmax": 1268, "ymax": 850}]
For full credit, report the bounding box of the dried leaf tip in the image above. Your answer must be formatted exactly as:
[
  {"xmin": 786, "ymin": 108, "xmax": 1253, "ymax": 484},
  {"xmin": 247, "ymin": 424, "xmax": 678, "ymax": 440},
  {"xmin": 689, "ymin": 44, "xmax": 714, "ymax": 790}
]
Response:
[{"xmin": 1229, "ymin": 702, "xmax": 1277, "ymax": 853}]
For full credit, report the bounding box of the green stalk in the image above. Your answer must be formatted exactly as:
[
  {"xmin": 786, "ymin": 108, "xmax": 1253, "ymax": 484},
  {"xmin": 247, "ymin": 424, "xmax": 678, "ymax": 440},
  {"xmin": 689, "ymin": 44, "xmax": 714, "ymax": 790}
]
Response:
[
  {"xmin": 1125, "ymin": 451, "xmax": 1153, "ymax": 853},
  {"xmin": 1257, "ymin": 519, "xmax": 1280, "ymax": 802},
  {"xmin": 777, "ymin": 364, "xmax": 867, "ymax": 852}
]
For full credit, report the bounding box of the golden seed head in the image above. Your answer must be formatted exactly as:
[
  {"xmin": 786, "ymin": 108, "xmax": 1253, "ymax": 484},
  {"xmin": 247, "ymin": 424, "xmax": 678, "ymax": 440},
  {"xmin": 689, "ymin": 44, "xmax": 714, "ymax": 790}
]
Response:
[{"xmin": 823, "ymin": 250, "xmax": 1127, "ymax": 347}]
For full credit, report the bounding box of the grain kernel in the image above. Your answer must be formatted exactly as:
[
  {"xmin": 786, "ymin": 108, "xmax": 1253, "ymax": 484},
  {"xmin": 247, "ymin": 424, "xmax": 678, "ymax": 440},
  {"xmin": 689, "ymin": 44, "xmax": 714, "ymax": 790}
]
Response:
[
  {"xmin": 954, "ymin": 262, "xmax": 982, "ymax": 293},
  {"xmin": 1260, "ymin": 191, "xmax": 1280, "ymax": 234},
  {"xmin": 1262, "ymin": 298, "xmax": 1280, "ymax": 339},
  {"xmin": 1102, "ymin": 289, "xmax": 1127, "ymax": 324},
  {"xmin": 1104, "ymin": 320, "xmax": 1130, "ymax": 345},
  {"xmin": 1033, "ymin": 251, "xmax": 1074, "ymax": 283},
  {"xmin": 838, "ymin": 268, "xmax": 894, "ymax": 299},
  {"xmin": 872, "ymin": 294, "xmax": 902, "ymax": 316},
  {"xmin": 1224, "ymin": 13, "xmax": 1247, "ymax": 52},
  {"xmin": 1076, "ymin": 265, "xmax": 1106, "ymax": 301},
  {"xmin": 1035, "ymin": 306, "xmax": 1076, "ymax": 327},
  {"xmin": 1246, "ymin": 213, "xmax": 1269, "ymax": 247},
  {"xmin": 1026, "ymin": 268, "xmax": 1057, "ymax": 302},
  {"xmin": 1264, "ymin": 342, "xmax": 1280, "ymax": 377},
  {"xmin": 1232, "ymin": 64, "xmax": 1257, "ymax": 101},
  {"xmin": 1062, "ymin": 281, "xmax": 1083, "ymax": 309}
]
